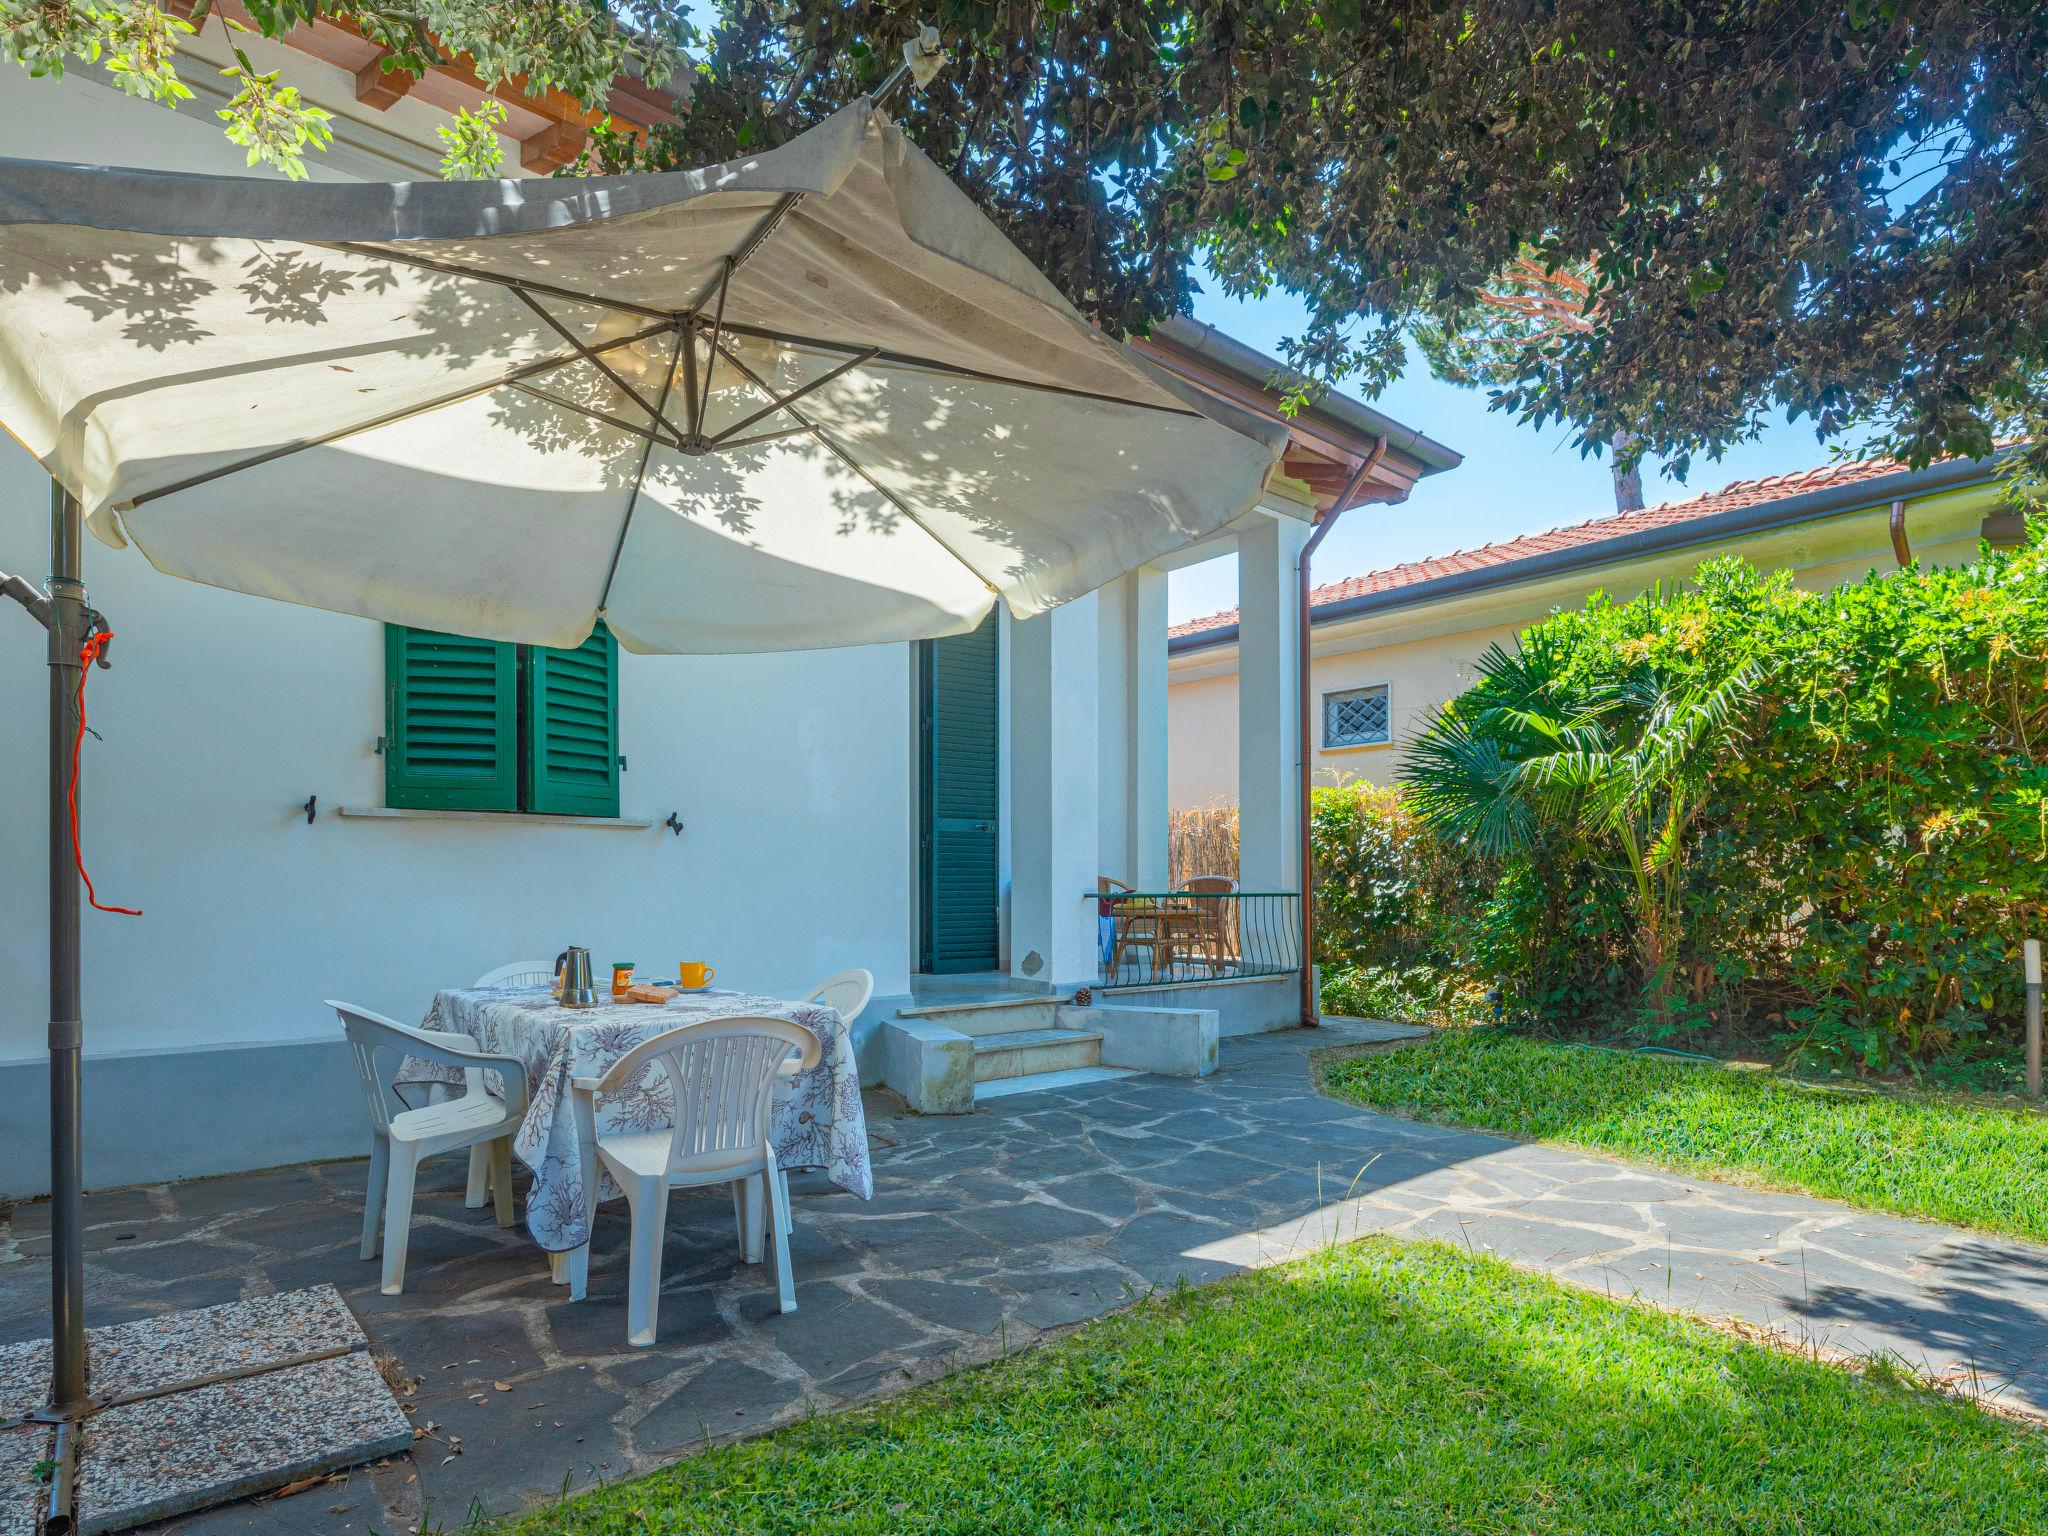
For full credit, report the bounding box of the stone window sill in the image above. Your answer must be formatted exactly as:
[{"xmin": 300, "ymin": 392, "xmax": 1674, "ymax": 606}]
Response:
[{"xmin": 336, "ymin": 806, "xmax": 654, "ymax": 830}]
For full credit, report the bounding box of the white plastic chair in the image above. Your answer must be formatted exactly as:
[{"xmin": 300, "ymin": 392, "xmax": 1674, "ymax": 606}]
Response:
[
  {"xmin": 567, "ymin": 1017, "xmax": 821, "ymax": 1346},
  {"xmin": 802, "ymin": 969, "xmax": 875, "ymax": 1026},
  {"xmin": 463, "ymin": 961, "xmax": 553, "ymax": 1206},
  {"xmin": 331, "ymin": 1000, "xmax": 529, "ymax": 1296},
  {"xmin": 768, "ymin": 969, "xmax": 875, "ymax": 1232},
  {"xmin": 474, "ymin": 960, "xmax": 555, "ymax": 989}
]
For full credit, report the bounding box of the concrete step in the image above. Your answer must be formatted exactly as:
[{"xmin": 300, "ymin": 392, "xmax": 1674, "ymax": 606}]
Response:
[
  {"xmin": 898, "ymin": 996, "xmax": 1067, "ymax": 1038},
  {"xmin": 974, "ymin": 1065, "xmax": 1136, "ymax": 1102},
  {"xmin": 971, "ymin": 1027, "xmax": 1102, "ymax": 1082}
]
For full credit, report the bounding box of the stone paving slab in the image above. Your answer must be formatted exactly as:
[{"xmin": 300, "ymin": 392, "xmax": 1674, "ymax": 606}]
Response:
[{"xmin": 2, "ymin": 1022, "xmax": 2046, "ymax": 1534}]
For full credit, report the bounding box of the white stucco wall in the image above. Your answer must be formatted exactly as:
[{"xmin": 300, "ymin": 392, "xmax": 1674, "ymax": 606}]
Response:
[
  {"xmin": 1166, "ymin": 670, "xmax": 1240, "ymax": 808},
  {"xmin": 0, "ymin": 64, "xmax": 919, "ymax": 1191}
]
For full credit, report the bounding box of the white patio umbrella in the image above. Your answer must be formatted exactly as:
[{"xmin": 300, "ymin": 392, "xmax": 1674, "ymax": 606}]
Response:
[
  {"xmin": 0, "ymin": 76, "xmax": 1285, "ymax": 1534},
  {"xmin": 0, "ymin": 97, "xmax": 1284, "ymax": 654}
]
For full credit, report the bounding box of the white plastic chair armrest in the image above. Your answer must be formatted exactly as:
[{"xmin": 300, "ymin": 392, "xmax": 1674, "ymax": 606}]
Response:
[
  {"xmin": 486, "ymin": 1053, "xmax": 531, "ymax": 1118},
  {"xmin": 430, "ymin": 1040, "xmax": 530, "ymax": 1118},
  {"xmin": 570, "ymin": 1075, "xmax": 602, "ymax": 1093},
  {"xmin": 416, "ymin": 1025, "xmax": 482, "ymax": 1053}
]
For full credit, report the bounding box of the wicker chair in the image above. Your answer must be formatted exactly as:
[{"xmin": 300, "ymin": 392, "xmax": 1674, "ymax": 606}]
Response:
[
  {"xmin": 1173, "ymin": 874, "xmax": 1239, "ymax": 975},
  {"xmin": 1100, "ymin": 876, "xmax": 1175, "ymax": 984}
]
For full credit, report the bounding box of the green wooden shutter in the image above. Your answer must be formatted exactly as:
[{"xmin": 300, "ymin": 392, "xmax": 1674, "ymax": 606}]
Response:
[
  {"xmin": 919, "ymin": 614, "xmax": 1000, "ymax": 973},
  {"xmin": 384, "ymin": 626, "xmax": 518, "ymax": 811},
  {"xmin": 525, "ymin": 624, "xmax": 620, "ymax": 817}
]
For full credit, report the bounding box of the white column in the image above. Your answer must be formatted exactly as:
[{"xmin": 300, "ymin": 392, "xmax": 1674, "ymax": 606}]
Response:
[
  {"xmin": 1094, "ymin": 566, "xmax": 1169, "ymax": 891},
  {"xmin": 1236, "ymin": 513, "xmax": 1309, "ymax": 892},
  {"xmin": 1094, "ymin": 576, "xmax": 1131, "ymax": 885},
  {"xmin": 1126, "ymin": 565, "xmax": 1169, "ymax": 888},
  {"xmin": 1009, "ymin": 593, "xmax": 1101, "ymax": 988}
]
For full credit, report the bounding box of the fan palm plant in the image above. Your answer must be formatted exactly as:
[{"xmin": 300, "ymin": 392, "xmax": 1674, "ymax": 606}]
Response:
[{"xmin": 1402, "ymin": 637, "xmax": 1763, "ymax": 1004}]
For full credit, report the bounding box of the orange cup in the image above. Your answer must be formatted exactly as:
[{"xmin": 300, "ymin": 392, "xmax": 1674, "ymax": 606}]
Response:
[{"xmin": 678, "ymin": 961, "xmax": 716, "ymax": 989}]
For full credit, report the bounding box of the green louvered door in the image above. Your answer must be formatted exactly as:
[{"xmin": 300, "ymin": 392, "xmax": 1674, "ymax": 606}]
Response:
[
  {"xmin": 919, "ymin": 614, "xmax": 1000, "ymax": 974},
  {"xmin": 525, "ymin": 624, "xmax": 620, "ymax": 817},
  {"xmin": 384, "ymin": 627, "xmax": 518, "ymax": 810}
]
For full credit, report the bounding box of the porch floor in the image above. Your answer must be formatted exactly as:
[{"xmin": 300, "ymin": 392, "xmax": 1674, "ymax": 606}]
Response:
[
  {"xmin": 905, "ymin": 972, "xmax": 1054, "ymax": 1006},
  {"xmin": 4, "ymin": 1023, "xmax": 2046, "ymax": 1535}
]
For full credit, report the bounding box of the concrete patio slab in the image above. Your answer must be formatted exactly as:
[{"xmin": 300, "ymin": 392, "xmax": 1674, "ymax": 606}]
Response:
[
  {"xmin": 3, "ymin": 1021, "xmax": 2045, "ymax": 1534},
  {"xmin": 0, "ymin": 1288, "xmax": 410, "ymax": 1536}
]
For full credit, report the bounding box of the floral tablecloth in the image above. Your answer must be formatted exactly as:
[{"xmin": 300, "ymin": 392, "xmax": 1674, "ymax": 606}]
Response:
[{"xmin": 410, "ymin": 985, "xmax": 871, "ymax": 1252}]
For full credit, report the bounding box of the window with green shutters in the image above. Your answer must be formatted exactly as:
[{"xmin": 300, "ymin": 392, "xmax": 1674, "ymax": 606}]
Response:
[
  {"xmin": 524, "ymin": 627, "xmax": 620, "ymax": 816},
  {"xmin": 384, "ymin": 623, "xmax": 620, "ymax": 817}
]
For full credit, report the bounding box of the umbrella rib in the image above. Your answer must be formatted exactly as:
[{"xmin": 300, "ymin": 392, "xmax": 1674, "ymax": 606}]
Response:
[
  {"xmin": 598, "ymin": 326, "xmax": 685, "ymax": 614},
  {"xmin": 312, "ymin": 243, "xmax": 1202, "ymax": 421},
  {"xmin": 711, "ymin": 339, "xmax": 1002, "ymax": 598},
  {"xmin": 709, "ymin": 317, "xmax": 1207, "ymax": 419},
  {"xmin": 692, "ymin": 258, "xmax": 733, "ymax": 443},
  {"xmin": 508, "ymin": 381, "xmax": 682, "ymax": 449},
  {"xmin": 511, "ymin": 289, "xmax": 691, "ymax": 445},
  {"xmin": 709, "ymin": 423, "xmax": 816, "ymax": 451},
  {"xmin": 124, "ymin": 321, "xmax": 675, "ymax": 509},
  {"xmin": 705, "ymin": 348, "xmax": 877, "ymax": 448},
  {"xmin": 312, "ymin": 241, "xmax": 678, "ymax": 323},
  {"xmin": 689, "ymin": 192, "xmax": 804, "ymax": 314}
]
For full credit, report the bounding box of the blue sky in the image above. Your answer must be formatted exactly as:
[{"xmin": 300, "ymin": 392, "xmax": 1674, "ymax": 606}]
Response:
[{"xmin": 1167, "ymin": 280, "xmax": 1859, "ymax": 624}]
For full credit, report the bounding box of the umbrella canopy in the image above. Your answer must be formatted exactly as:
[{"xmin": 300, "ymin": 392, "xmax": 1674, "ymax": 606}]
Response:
[{"xmin": 0, "ymin": 100, "xmax": 1285, "ymax": 653}]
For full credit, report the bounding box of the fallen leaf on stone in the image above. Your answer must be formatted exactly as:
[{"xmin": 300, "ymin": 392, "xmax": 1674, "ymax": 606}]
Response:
[
  {"xmin": 328, "ymin": 1505, "xmax": 356, "ymax": 1516},
  {"xmin": 264, "ymin": 1473, "xmax": 341, "ymax": 1500},
  {"xmin": 493, "ymin": 1381, "xmax": 512, "ymax": 1392}
]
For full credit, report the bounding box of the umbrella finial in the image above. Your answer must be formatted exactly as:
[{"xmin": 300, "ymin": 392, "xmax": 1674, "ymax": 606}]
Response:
[{"xmin": 874, "ymin": 24, "xmax": 946, "ymax": 108}]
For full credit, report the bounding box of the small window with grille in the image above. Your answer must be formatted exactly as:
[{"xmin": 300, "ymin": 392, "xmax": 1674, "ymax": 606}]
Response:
[{"xmin": 1323, "ymin": 683, "xmax": 1392, "ymax": 749}]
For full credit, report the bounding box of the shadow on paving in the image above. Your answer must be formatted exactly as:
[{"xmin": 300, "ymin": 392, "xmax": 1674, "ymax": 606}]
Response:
[{"xmin": 3, "ymin": 1022, "xmax": 2046, "ymax": 1534}]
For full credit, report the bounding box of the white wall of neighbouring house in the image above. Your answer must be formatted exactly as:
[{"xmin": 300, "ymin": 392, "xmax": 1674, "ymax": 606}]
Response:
[
  {"xmin": 1166, "ymin": 488, "xmax": 2004, "ymax": 806},
  {"xmin": 0, "ymin": 66, "xmax": 918, "ymax": 1195}
]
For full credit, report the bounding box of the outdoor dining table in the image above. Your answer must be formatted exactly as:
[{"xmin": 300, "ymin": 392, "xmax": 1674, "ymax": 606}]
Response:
[{"xmin": 407, "ymin": 984, "xmax": 873, "ymax": 1255}]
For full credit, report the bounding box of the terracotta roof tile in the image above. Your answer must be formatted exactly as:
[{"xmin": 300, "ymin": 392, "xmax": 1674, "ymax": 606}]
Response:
[{"xmin": 1165, "ymin": 454, "xmax": 1952, "ymax": 642}]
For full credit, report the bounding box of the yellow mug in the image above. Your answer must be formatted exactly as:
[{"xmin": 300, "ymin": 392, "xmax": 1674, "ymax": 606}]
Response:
[{"xmin": 679, "ymin": 961, "xmax": 716, "ymax": 989}]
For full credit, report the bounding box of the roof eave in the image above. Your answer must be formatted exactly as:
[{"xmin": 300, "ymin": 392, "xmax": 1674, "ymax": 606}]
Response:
[
  {"xmin": 1166, "ymin": 451, "xmax": 2014, "ymax": 657},
  {"xmin": 1150, "ymin": 316, "xmax": 1462, "ymax": 477}
]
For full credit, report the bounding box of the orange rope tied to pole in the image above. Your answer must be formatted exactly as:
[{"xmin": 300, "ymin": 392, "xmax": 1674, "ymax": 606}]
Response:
[{"xmin": 72, "ymin": 629, "xmax": 141, "ymax": 917}]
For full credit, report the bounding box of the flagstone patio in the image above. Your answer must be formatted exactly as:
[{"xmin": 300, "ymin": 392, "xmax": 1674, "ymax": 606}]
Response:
[{"xmin": 3, "ymin": 1021, "xmax": 2045, "ymax": 1536}]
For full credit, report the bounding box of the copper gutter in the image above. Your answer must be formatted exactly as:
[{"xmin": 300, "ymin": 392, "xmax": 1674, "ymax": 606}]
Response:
[
  {"xmin": 1299, "ymin": 434, "xmax": 1388, "ymax": 1025},
  {"xmin": 1889, "ymin": 498, "xmax": 1911, "ymax": 567}
]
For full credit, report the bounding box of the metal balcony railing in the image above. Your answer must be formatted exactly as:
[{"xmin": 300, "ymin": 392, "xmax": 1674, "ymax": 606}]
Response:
[{"xmin": 1087, "ymin": 890, "xmax": 1302, "ymax": 989}]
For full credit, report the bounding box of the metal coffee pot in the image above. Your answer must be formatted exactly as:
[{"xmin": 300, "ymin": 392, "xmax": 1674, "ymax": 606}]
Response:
[{"xmin": 555, "ymin": 946, "xmax": 598, "ymax": 1008}]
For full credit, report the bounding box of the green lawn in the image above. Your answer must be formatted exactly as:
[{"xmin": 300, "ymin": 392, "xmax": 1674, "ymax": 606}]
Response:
[
  {"xmin": 1320, "ymin": 1030, "xmax": 2048, "ymax": 1243},
  {"xmin": 505, "ymin": 1239, "xmax": 2047, "ymax": 1536}
]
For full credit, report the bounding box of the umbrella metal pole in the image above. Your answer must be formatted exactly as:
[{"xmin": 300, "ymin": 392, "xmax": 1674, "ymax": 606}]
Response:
[{"xmin": 47, "ymin": 482, "xmax": 88, "ymax": 1422}]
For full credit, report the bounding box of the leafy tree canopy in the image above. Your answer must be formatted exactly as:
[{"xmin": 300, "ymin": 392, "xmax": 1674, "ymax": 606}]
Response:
[{"xmin": 7, "ymin": 2, "xmax": 2046, "ymax": 476}]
